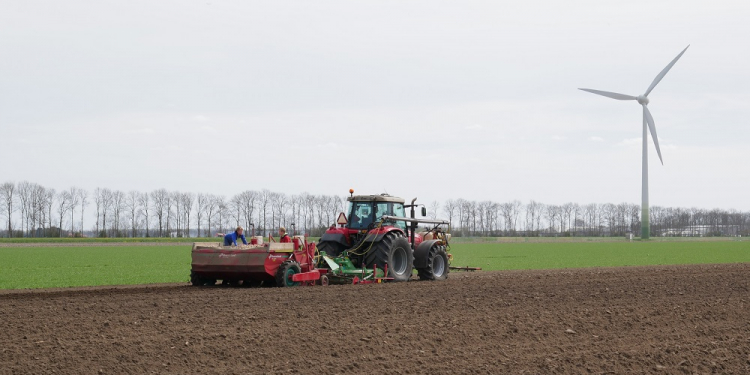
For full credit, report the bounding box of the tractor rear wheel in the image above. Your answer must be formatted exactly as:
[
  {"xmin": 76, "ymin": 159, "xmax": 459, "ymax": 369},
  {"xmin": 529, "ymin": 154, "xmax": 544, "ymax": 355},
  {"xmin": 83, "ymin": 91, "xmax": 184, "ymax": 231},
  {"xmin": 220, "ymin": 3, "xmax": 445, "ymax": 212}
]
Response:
[
  {"xmin": 317, "ymin": 241, "xmax": 345, "ymax": 258},
  {"xmin": 275, "ymin": 261, "xmax": 302, "ymax": 287},
  {"xmin": 417, "ymin": 244, "xmax": 449, "ymax": 281},
  {"xmin": 364, "ymin": 232, "xmax": 413, "ymax": 282}
]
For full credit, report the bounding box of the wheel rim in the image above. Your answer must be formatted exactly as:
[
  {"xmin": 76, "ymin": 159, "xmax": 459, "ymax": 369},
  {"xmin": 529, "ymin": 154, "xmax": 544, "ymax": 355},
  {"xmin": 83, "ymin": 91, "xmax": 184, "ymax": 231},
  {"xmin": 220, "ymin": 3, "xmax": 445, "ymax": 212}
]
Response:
[
  {"xmin": 392, "ymin": 246, "xmax": 408, "ymax": 275},
  {"xmin": 284, "ymin": 267, "xmax": 298, "ymax": 286},
  {"xmin": 433, "ymin": 253, "xmax": 445, "ymax": 277}
]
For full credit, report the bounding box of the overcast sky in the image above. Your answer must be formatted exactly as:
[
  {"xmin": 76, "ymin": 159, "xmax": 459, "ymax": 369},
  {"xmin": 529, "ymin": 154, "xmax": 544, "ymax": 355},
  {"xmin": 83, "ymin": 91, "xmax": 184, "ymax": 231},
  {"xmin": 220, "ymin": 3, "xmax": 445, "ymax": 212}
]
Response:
[{"xmin": 1, "ymin": 1, "xmax": 748, "ymax": 211}]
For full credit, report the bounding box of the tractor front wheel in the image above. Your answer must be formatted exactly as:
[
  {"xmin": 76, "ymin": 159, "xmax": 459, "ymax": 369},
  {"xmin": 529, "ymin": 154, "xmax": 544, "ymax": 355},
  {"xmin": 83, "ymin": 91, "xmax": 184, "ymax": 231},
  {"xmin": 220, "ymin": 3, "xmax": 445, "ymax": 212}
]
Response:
[
  {"xmin": 364, "ymin": 233, "xmax": 413, "ymax": 282},
  {"xmin": 317, "ymin": 241, "xmax": 345, "ymax": 258},
  {"xmin": 275, "ymin": 261, "xmax": 302, "ymax": 287},
  {"xmin": 417, "ymin": 244, "xmax": 449, "ymax": 281}
]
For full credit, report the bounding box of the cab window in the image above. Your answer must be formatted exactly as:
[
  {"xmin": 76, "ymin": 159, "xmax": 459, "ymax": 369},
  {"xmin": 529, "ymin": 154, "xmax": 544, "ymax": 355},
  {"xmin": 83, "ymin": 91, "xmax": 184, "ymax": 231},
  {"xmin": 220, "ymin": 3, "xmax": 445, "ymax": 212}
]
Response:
[
  {"xmin": 348, "ymin": 201, "xmax": 374, "ymax": 229},
  {"xmin": 377, "ymin": 202, "xmax": 406, "ymax": 230}
]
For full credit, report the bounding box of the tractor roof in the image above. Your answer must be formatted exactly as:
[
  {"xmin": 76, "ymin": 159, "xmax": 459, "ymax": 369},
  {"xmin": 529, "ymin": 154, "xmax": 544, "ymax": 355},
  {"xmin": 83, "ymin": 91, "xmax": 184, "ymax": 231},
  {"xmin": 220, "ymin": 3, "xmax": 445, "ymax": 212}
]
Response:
[{"xmin": 347, "ymin": 194, "xmax": 405, "ymax": 204}]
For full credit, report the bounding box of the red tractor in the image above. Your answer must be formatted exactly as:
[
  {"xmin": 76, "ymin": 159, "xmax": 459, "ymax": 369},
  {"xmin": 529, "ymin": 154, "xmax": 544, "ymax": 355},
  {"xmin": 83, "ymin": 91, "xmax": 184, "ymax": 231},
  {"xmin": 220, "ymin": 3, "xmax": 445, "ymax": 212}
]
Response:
[{"xmin": 317, "ymin": 191, "xmax": 452, "ymax": 282}]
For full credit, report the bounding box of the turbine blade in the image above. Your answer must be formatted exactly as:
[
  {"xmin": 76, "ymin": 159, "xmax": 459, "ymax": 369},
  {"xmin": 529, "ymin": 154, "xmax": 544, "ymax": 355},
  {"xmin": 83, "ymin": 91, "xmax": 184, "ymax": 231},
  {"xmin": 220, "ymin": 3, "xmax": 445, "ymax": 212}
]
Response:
[
  {"xmin": 644, "ymin": 45, "xmax": 690, "ymax": 97},
  {"xmin": 643, "ymin": 105, "xmax": 663, "ymax": 165},
  {"xmin": 579, "ymin": 88, "xmax": 637, "ymax": 100}
]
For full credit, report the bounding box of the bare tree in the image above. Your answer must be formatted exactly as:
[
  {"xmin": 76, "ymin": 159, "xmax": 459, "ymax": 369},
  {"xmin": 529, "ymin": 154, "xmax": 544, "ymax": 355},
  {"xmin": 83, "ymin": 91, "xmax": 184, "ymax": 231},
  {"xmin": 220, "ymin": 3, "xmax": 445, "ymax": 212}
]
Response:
[
  {"xmin": 100, "ymin": 188, "xmax": 113, "ymax": 237},
  {"xmin": 429, "ymin": 200, "xmax": 440, "ymax": 220},
  {"xmin": 214, "ymin": 195, "xmax": 227, "ymax": 235},
  {"xmin": 56, "ymin": 191, "xmax": 70, "ymax": 237},
  {"xmin": 525, "ymin": 200, "xmax": 543, "ymax": 233},
  {"xmin": 0, "ymin": 182, "xmax": 16, "ymax": 237},
  {"xmin": 44, "ymin": 187, "xmax": 55, "ymax": 236},
  {"xmin": 67, "ymin": 187, "xmax": 80, "ymax": 236},
  {"xmin": 272, "ymin": 193, "xmax": 288, "ymax": 230},
  {"xmin": 111, "ymin": 190, "xmax": 125, "ymax": 236},
  {"xmin": 150, "ymin": 189, "xmax": 168, "ymax": 237},
  {"xmin": 561, "ymin": 203, "xmax": 575, "ymax": 235},
  {"xmin": 304, "ymin": 193, "xmax": 317, "ymax": 234},
  {"xmin": 237, "ymin": 190, "xmax": 256, "ymax": 234},
  {"xmin": 196, "ymin": 193, "xmax": 208, "ymax": 237},
  {"xmin": 500, "ymin": 201, "xmax": 522, "ymax": 233},
  {"xmin": 77, "ymin": 189, "xmax": 88, "ymax": 237},
  {"xmin": 138, "ymin": 192, "xmax": 150, "ymax": 237},
  {"xmin": 181, "ymin": 192, "xmax": 194, "ymax": 237},
  {"xmin": 230, "ymin": 194, "xmax": 243, "ymax": 231},
  {"xmin": 93, "ymin": 188, "xmax": 103, "ymax": 235},
  {"xmin": 442, "ymin": 199, "xmax": 457, "ymax": 229},
  {"xmin": 204, "ymin": 194, "xmax": 220, "ymax": 237},
  {"xmin": 17, "ymin": 181, "xmax": 33, "ymax": 235},
  {"xmin": 165, "ymin": 192, "xmax": 174, "ymax": 236},
  {"xmin": 545, "ymin": 204, "xmax": 560, "ymax": 233},
  {"xmin": 259, "ymin": 189, "xmax": 272, "ymax": 236},
  {"xmin": 126, "ymin": 191, "xmax": 140, "ymax": 237}
]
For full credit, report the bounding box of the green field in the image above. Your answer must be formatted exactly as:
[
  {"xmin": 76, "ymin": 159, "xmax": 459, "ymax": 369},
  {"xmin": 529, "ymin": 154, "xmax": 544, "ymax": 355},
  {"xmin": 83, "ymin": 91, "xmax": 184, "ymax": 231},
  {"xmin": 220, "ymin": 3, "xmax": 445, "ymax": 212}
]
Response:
[
  {"xmin": 0, "ymin": 240, "xmax": 748, "ymax": 289},
  {"xmin": 0, "ymin": 237, "xmax": 219, "ymax": 244},
  {"xmin": 448, "ymin": 241, "xmax": 750, "ymax": 270},
  {"xmin": 0, "ymin": 246, "xmax": 190, "ymax": 289}
]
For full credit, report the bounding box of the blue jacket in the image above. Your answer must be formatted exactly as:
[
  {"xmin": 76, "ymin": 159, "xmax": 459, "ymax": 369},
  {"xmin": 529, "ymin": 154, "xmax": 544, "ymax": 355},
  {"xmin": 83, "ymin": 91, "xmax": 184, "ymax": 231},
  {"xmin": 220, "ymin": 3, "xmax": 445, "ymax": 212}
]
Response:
[{"xmin": 223, "ymin": 231, "xmax": 248, "ymax": 246}]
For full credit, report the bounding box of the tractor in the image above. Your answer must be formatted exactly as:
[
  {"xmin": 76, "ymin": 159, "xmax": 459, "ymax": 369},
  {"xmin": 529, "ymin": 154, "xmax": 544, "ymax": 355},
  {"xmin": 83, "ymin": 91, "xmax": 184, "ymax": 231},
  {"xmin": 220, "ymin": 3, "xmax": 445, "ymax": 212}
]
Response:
[
  {"xmin": 317, "ymin": 190, "xmax": 452, "ymax": 282},
  {"xmin": 189, "ymin": 191, "xmax": 453, "ymax": 287}
]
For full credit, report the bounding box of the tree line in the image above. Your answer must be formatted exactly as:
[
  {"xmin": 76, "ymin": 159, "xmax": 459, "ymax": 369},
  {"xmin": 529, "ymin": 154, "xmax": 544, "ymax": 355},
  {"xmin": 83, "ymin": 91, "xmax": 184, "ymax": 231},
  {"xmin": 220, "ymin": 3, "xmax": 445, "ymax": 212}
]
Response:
[
  {"xmin": 0, "ymin": 181, "xmax": 344, "ymax": 238},
  {"xmin": 1, "ymin": 181, "xmax": 748, "ymax": 238},
  {"xmin": 435, "ymin": 199, "xmax": 749, "ymax": 237}
]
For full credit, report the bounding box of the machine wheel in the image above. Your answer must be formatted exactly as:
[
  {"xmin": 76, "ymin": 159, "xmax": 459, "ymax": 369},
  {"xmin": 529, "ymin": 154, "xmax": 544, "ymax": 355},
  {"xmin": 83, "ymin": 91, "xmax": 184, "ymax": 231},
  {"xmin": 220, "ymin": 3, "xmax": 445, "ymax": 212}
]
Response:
[
  {"xmin": 317, "ymin": 241, "xmax": 345, "ymax": 258},
  {"xmin": 190, "ymin": 271, "xmax": 204, "ymax": 286},
  {"xmin": 275, "ymin": 261, "xmax": 302, "ymax": 287},
  {"xmin": 191, "ymin": 271, "xmax": 217, "ymax": 286},
  {"xmin": 364, "ymin": 232, "xmax": 413, "ymax": 282},
  {"xmin": 319, "ymin": 275, "xmax": 329, "ymax": 286},
  {"xmin": 417, "ymin": 244, "xmax": 450, "ymax": 281}
]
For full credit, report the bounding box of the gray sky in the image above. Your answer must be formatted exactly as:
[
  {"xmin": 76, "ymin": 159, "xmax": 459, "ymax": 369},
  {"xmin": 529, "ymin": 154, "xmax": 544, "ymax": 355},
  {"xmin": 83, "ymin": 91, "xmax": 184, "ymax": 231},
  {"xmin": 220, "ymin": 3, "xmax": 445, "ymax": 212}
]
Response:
[{"xmin": 2, "ymin": 1, "xmax": 748, "ymax": 210}]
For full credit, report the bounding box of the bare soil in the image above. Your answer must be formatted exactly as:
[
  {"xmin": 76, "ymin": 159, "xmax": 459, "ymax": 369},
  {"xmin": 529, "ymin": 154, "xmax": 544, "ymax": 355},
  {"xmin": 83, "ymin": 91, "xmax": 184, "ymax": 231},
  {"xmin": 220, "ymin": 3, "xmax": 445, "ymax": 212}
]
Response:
[{"xmin": 1, "ymin": 264, "xmax": 749, "ymax": 374}]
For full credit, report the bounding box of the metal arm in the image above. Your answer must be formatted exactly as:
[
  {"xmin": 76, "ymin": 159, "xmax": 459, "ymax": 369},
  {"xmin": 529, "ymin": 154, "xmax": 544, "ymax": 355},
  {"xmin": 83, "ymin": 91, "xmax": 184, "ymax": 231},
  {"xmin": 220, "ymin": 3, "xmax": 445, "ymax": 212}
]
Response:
[{"xmin": 380, "ymin": 215, "xmax": 449, "ymax": 225}]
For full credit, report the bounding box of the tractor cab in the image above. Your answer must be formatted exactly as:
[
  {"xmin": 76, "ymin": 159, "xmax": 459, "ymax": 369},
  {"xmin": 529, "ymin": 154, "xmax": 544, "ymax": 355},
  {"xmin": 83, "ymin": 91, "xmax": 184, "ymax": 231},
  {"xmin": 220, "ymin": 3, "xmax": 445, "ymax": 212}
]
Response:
[{"xmin": 346, "ymin": 195, "xmax": 407, "ymax": 231}]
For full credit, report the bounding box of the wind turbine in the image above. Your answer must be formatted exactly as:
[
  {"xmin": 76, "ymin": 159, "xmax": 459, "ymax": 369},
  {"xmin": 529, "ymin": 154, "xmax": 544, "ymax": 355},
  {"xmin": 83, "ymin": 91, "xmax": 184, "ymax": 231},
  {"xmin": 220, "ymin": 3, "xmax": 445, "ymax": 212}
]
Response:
[{"xmin": 580, "ymin": 45, "xmax": 689, "ymax": 239}]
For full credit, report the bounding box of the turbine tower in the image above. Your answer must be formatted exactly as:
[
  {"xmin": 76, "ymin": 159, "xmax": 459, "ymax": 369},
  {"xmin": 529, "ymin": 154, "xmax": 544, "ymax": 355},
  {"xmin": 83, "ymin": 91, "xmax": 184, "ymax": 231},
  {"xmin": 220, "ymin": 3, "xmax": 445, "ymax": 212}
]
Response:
[{"xmin": 580, "ymin": 45, "xmax": 689, "ymax": 239}]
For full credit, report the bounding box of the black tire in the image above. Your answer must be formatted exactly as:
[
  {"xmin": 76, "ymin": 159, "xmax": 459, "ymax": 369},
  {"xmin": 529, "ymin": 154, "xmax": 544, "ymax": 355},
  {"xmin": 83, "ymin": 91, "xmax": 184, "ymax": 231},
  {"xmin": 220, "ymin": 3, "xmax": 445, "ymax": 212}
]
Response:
[
  {"xmin": 190, "ymin": 271, "xmax": 216, "ymax": 286},
  {"xmin": 417, "ymin": 244, "xmax": 450, "ymax": 281},
  {"xmin": 364, "ymin": 232, "xmax": 413, "ymax": 282},
  {"xmin": 190, "ymin": 271, "xmax": 204, "ymax": 286},
  {"xmin": 275, "ymin": 261, "xmax": 302, "ymax": 287},
  {"xmin": 317, "ymin": 241, "xmax": 345, "ymax": 258}
]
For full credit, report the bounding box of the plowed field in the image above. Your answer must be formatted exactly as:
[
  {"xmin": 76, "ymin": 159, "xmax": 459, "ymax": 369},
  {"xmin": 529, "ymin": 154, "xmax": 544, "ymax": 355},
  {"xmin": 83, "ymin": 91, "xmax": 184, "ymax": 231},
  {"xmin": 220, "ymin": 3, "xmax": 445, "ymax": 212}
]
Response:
[{"xmin": 2, "ymin": 264, "xmax": 749, "ymax": 374}]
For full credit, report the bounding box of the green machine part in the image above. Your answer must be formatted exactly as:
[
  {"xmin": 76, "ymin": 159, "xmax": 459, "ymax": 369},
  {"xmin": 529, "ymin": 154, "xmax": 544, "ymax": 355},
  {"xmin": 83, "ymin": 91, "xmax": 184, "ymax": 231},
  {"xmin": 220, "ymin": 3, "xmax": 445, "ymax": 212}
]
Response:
[{"xmin": 319, "ymin": 251, "xmax": 385, "ymax": 284}]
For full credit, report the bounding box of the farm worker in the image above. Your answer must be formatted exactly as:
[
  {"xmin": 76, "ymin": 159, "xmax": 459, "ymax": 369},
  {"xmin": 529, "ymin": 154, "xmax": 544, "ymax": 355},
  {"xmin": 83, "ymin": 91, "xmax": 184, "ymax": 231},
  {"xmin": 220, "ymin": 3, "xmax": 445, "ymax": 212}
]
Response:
[
  {"xmin": 279, "ymin": 227, "xmax": 291, "ymax": 243},
  {"xmin": 223, "ymin": 226, "xmax": 248, "ymax": 246}
]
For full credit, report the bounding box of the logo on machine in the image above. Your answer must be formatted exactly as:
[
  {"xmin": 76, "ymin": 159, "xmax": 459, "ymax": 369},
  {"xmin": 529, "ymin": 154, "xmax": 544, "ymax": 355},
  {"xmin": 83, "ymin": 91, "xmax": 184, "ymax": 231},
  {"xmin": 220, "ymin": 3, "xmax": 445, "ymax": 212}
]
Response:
[{"xmin": 218, "ymin": 253, "xmax": 237, "ymax": 258}]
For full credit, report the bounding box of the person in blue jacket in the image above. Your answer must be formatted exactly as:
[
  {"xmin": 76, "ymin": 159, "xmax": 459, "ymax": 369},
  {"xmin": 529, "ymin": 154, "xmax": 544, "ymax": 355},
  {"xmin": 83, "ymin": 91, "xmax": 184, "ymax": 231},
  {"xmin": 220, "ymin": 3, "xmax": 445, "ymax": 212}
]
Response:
[{"xmin": 223, "ymin": 226, "xmax": 248, "ymax": 246}]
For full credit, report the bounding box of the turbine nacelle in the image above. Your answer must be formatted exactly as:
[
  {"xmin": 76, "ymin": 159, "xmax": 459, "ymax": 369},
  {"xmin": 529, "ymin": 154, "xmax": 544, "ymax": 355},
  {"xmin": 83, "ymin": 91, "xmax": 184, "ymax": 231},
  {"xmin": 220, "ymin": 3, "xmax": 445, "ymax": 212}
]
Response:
[{"xmin": 636, "ymin": 95, "xmax": 649, "ymax": 105}]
